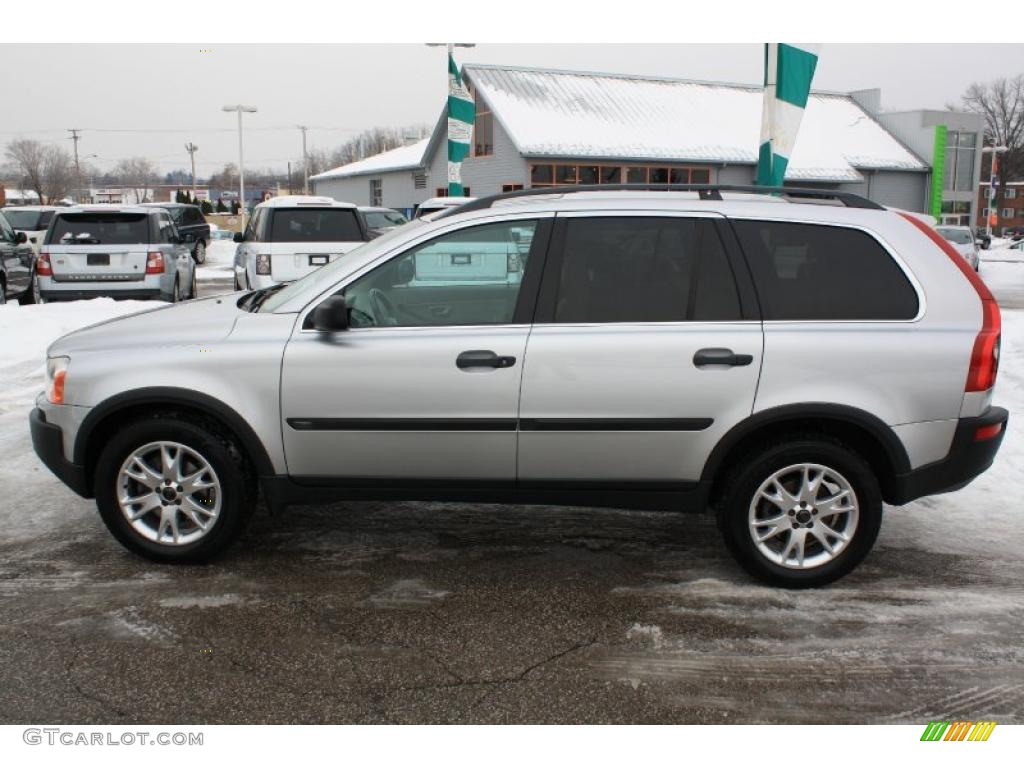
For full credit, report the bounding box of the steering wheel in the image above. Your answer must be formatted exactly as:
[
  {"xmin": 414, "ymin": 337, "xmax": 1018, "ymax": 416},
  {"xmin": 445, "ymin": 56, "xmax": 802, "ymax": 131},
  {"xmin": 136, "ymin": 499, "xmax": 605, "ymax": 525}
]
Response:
[{"xmin": 368, "ymin": 288, "xmax": 399, "ymax": 326}]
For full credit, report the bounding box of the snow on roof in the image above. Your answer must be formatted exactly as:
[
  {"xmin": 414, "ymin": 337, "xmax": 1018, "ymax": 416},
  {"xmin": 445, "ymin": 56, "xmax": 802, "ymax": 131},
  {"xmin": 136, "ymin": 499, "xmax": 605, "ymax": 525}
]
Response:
[
  {"xmin": 3, "ymin": 188, "xmax": 40, "ymax": 201},
  {"xmin": 310, "ymin": 138, "xmax": 430, "ymax": 182},
  {"xmin": 464, "ymin": 65, "xmax": 928, "ymax": 182}
]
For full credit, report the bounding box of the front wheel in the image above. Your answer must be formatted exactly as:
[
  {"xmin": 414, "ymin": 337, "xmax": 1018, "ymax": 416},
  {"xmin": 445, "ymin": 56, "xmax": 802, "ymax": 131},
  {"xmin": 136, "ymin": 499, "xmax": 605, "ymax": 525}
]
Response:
[
  {"xmin": 93, "ymin": 415, "xmax": 254, "ymax": 563},
  {"xmin": 716, "ymin": 437, "xmax": 883, "ymax": 588},
  {"xmin": 193, "ymin": 240, "xmax": 207, "ymax": 264}
]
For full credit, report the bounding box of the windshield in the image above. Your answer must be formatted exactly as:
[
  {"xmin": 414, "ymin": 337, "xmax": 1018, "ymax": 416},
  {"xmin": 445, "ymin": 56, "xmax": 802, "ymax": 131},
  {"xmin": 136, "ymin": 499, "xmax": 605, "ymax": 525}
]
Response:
[
  {"xmin": 3, "ymin": 209, "xmax": 46, "ymax": 230},
  {"xmin": 937, "ymin": 227, "xmax": 972, "ymax": 245},
  {"xmin": 269, "ymin": 208, "xmax": 363, "ymax": 242},
  {"xmin": 365, "ymin": 211, "xmax": 407, "ymax": 229},
  {"xmin": 48, "ymin": 213, "xmax": 150, "ymax": 245},
  {"xmin": 257, "ymin": 220, "xmax": 426, "ymax": 313}
]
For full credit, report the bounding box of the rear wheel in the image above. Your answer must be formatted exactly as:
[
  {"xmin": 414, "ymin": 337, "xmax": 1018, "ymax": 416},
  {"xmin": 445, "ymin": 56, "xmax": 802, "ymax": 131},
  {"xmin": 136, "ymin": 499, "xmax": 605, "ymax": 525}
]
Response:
[
  {"xmin": 193, "ymin": 240, "xmax": 207, "ymax": 264},
  {"xmin": 190, "ymin": 268, "xmax": 198, "ymax": 299},
  {"xmin": 0, "ymin": 277, "xmax": 7, "ymax": 305},
  {"xmin": 94, "ymin": 415, "xmax": 254, "ymax": 563},
  {"xmin": 19, "ymin": 272, "xmax": 41, "ymax": 305},
  {"xmin": 716, "ymin": 437, "xmax": 882, "ymax": 588},
  {"xmin": 169, "ymin": 277, "xmax": 180, "ymax": 303}
]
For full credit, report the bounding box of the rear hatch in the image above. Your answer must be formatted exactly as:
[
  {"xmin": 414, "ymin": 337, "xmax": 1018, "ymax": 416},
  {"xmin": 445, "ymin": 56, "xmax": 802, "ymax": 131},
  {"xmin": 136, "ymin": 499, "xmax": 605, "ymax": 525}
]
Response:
[
  {"xmin": 266, "ymin": 206, "xmax": 366, "ymax": 282},
  {"xmin": 46, "ymin": 212, "xmax": 151, "ymax": 283}
]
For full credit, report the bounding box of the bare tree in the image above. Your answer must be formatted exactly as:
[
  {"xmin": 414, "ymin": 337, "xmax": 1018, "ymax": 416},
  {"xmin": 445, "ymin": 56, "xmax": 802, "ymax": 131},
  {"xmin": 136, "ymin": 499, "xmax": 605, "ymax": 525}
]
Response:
[
  {"xmin": 6, "ymin": 139, "xmax": 47, "ymax": 203},
  {"xmin": 958, "ymin": 74, "xmax": 1024, "ymax": 182},
  {"xmin": 114, "ymin": 157, "xmax": 159, "ymax": 203},
  {"xmin": 41, "ymin": 145, "xmax": 76, "ymax": 203},
  {"xmin": 305, "ymin": 124, "xmax": 431, "ymax": 177}
]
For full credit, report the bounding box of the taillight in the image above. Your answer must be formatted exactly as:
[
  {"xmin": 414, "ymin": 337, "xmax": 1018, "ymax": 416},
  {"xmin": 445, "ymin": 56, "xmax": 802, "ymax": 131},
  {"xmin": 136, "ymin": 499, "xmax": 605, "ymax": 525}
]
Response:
[
  {"xmin": 255, "ymin": 254, "xmax": 272, "ymax": 275},
  {"xmin": 145, "ymin": 252, "xmax": 164, "ymax": 274},
  {"xmin": 36, "ymin": 251, "xmax": 53, "ymax": 276},
  {"xmin": 974, "ymin": 422, "xmax": 1003, "ymax": 441},
  {"xmin": 899, "ymin": 213, "xmax": 1001, "ymax": 392}
]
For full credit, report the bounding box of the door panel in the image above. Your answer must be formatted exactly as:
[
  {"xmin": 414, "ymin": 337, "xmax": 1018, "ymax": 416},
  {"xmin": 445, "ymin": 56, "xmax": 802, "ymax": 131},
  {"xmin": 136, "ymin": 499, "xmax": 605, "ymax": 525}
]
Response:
[
  {"xmin": 281, "ymin": 326, "xmax": 529, "ymax": 479},
  {"xmin": 517, "ymin": 212, "xmax": 763, "ymax": 484}
]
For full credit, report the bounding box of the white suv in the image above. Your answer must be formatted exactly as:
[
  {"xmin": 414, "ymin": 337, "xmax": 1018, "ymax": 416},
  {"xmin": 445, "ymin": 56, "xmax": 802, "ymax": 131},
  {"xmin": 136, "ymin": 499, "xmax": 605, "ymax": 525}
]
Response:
[
  {"xmin": 233, "ymin": 196, "xmax": 370, "ymax": 290},
  {"xmin": 30, "ymin": 186, "xmax": 1007, "ymax": 587}
]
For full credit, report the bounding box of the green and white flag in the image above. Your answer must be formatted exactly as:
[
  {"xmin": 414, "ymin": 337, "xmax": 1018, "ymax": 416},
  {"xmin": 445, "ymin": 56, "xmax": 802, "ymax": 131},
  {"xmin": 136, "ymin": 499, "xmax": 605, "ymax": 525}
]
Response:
[
  {"xmin": 447, "ymin": 53, "xmax": 475, "ymax": 197},
  {"xmin": 756, "ymin": 43, "xmax": 819, "ymax": 187}
]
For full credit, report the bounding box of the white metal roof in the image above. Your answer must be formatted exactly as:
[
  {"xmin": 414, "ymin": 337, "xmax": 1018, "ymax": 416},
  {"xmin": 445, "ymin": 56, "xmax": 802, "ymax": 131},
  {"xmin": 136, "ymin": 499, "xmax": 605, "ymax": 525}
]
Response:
[
  {"xmin": 465, "ymin": 65, "xmax": 929, "ymax": 183},
  {"xmin": 310, "ymin": 139, "xmax": 430, "ymax": 182}
]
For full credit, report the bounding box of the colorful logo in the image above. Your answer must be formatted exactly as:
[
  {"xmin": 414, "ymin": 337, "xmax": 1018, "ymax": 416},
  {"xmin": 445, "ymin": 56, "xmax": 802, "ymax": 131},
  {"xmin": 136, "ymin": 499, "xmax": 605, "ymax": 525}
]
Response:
[{"xmin": 921, "ymin": 721, "xmax": 996, "ymax": 741}]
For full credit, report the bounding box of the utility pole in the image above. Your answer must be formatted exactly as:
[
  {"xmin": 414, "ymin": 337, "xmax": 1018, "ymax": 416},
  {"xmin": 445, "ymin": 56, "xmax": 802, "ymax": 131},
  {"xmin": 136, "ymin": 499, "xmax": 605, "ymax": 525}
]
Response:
[
  {"xmin": 185, "ymin": 142, "xmax": 198, "ymax": 199},
  {"xmin": 297, "ymin": 125, "xmax": 309, "ymax": 194},
  {"xmin": 68, "ymin": 128, "xmax": 83, "ymax": 203},
  {"xmin": 982, "ymin": 144, "xmax": 1009, "ymax": 238},
  {"xmin": 222, "ymin": 104, "xmax": 257, "ymax": 230}
]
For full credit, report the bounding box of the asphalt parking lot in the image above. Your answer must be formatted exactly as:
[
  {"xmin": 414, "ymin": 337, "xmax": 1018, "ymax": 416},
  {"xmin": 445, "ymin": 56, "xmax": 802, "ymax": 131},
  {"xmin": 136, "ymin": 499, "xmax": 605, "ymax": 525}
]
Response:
[{"xmin": 1, "ymin": 263, "xmax": 1023, "ymax": 725}]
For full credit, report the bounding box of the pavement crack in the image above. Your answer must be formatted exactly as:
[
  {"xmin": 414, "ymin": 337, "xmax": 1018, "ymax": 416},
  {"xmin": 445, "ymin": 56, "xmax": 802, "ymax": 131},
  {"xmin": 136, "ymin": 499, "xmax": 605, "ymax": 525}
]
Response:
[{"xmin": 64, "ymin": 638, "xmax": 129, "ymax": 720}]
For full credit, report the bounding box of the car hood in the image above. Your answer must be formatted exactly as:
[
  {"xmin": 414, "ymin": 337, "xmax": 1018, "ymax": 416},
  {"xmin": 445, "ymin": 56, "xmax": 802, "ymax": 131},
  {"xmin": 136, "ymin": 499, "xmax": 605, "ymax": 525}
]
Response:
[{"xmin": 48, "ymin": 294, "xmax": 246, "ymax": 357}]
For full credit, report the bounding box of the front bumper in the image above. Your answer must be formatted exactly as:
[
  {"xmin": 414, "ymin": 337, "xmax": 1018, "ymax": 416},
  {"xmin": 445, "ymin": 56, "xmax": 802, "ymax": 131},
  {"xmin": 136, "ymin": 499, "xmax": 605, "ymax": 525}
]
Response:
[
  {"xmin": 30, "ymin": 408, "xmax": 90, "ymax": 498},
  {"xmin": 889, "ymin": 406, "xmax": 1008, "ymax": 505}
]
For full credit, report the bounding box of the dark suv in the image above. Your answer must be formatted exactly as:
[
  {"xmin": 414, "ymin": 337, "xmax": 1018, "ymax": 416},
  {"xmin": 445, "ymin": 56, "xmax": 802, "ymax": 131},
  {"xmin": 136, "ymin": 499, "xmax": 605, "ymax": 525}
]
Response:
[{"xmin": 141, "ymin": 203, "xmax": 211, "ymax": 263}]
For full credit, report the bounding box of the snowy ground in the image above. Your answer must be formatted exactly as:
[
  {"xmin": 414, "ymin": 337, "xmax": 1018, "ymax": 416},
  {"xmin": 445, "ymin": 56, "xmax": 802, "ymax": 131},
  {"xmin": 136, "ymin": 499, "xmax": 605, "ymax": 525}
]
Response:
[{"xmin": 0, "ymin": 253, "xmax": 1022, "ymax": 724}]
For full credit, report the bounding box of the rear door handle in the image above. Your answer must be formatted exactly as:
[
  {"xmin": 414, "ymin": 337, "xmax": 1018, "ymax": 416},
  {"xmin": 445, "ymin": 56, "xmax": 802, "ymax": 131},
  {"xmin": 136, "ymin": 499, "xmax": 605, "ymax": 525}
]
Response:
[
  {"xmin": 693, "ymin": 348, "xmax": 754, "ymax": 368},
  {"xmin": 456, "ymin": 350, "xmax": 517, "ymax": 370}
]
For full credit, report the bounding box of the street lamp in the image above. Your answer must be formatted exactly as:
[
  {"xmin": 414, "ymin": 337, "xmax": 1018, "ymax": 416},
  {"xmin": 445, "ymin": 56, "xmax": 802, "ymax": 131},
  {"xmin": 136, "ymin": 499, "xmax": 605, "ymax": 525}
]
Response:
[
  {"xmin": 222, "ymin": 104, "xmax": 257, "ymax": 230},
  {"xmin": 981, "ymin": 144, "xmax": 1009, "ymax": 238}
]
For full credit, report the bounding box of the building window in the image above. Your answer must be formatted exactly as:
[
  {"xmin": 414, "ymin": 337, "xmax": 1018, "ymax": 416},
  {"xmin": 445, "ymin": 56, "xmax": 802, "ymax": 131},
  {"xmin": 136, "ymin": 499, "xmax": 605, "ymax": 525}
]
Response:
[
  {"xmin": 530, "ymin": 163, "xmax": 711, "ymax": 188},
  {"xmin": 502, "ymin": 183, "xmax": 524, "ymax": 193},
  {"xmin": 413, "ymin": 172, "xmax": 427, "ymax": 190},
  {"xmin": 944, "ymin": 131, "xmax": 977, "ymax": 193},
  {"xmin": 369, "ymin": 178, "xmax": 383, "ymax": 207},
  {"xmin": 1007, "ymin": 189, "xmax": 1017, "ymax": 199},
  {"xmin": 473, "ymin": 94, "xmax": 494, "ymax": 157},
  {"xmin": 982, "ymin": 207, "xmax": 990, "ymax": 217},
  {"xmin": 1001, "ymin": 208, "xmax": 1014, "ymax": 219}
]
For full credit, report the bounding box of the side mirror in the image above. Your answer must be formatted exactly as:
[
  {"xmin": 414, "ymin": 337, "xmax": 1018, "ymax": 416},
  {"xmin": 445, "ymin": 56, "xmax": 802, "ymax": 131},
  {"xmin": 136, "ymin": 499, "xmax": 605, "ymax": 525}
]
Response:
[
  {"xmin": 15, "ymin": 231, "xmax": 27, "ymax": 245},
  {"xmin": 312, "ymin": 295, "xmax": 349, "ymax": 333},
  {"xmin": 233, "ymin": 232, "xmax": 244, "ymax": 243}
]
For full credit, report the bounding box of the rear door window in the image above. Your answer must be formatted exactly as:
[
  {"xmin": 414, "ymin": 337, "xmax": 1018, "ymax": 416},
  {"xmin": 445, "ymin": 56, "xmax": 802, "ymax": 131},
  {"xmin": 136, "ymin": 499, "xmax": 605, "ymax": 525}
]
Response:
[
  {"xmin": 732, "ymin": 220, "xmax": 919, "ymax": 321},
  {"xmin": 552, "ymin": 216, "xmax": 742, "ymax": 323},
  {"xmin": 48, "ymin": 213, "xmax": 150, "ymax": 245},
  {"xmin": 270, "ymin": 208, "xmax": 363, "ymax": 242}
]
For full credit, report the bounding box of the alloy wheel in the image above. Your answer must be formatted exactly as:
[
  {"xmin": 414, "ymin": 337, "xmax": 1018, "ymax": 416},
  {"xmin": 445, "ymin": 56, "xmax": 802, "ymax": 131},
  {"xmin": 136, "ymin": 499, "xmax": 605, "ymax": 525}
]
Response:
[
  {"xmin": 116, "ymin": 441, "xmax": 222, "ymax": 546},
  {"xmin": 747, "ymin": 463, "xmax": 860, "ymax": 570}
]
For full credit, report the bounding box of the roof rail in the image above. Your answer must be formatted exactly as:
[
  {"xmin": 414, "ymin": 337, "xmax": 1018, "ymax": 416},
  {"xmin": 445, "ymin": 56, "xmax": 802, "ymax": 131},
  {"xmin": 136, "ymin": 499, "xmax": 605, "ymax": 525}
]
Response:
[{"xmin": 435, "ymin": 183, "xmax": 885, "ymax": 218}]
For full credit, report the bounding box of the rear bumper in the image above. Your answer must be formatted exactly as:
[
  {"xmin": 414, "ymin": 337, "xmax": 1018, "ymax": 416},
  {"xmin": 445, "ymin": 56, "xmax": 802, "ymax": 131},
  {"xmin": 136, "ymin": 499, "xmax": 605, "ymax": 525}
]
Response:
[
  {"xmin": 30, "ymin": 407, "xmax": 90, "ymax": 498},
  {"xmin": 889, "ymin": 406, "xmax": 1008, "ymax": 505},
  {"xmin": 41, "ymin": 288, "xmax": 161, "ymax": 301}
]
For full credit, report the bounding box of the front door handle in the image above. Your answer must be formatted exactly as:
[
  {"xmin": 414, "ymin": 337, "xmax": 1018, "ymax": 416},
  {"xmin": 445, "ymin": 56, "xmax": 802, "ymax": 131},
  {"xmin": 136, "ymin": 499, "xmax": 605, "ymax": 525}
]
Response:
[
  {"xmin": 456, "ymin": 350, "xmax": 517, "ymax": 370},
  {"xmin": 693, "ymin": 348, "xmax": 754, "ymax": 368}
]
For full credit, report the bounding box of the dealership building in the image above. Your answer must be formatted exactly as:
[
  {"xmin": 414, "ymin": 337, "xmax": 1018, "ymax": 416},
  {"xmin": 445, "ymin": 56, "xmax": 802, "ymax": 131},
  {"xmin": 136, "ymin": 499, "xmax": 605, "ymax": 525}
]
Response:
[{"xmin": 311, "ymin": 64, "xmax": 983, "ymax": 222}]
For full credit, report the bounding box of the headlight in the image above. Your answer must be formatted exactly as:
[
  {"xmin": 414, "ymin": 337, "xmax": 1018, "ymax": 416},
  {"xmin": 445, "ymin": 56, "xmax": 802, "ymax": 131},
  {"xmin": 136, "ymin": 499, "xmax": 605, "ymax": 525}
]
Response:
[
  {"xmin": 255, "ymin": 254, "xmax": 272, "ymax": 275},
  {"xmin": 46, "ymin": 356, "xmax": 70, "ymax": 405}
]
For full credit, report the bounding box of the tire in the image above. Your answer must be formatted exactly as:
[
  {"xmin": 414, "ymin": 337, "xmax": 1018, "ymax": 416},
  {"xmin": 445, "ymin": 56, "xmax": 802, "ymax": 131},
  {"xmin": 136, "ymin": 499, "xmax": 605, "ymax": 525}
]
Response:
[
  {"xmin": 93, "ymin": 414, "xmax": 255, "ymax": 563},
  {"xmin": 169, "ymin": 277, "xmax": 180, "ymax": 303},
  {"xmin": 19, "ymin": 272, "xmax": 41, "ymax": 305},
  {"xmin": 193, "ymin": 240, "xmax": 206, "ymax": 265},
  {"xmin": 0, "ymin": 277, "xmax": 7, "ymax": 305},
  {"xmin": 715, "ymin": 436, "xmax": 883, "ymax": 588},
  {"xmin": 190, "ymin": 268, "xmax": 198, "ymax": 299}
]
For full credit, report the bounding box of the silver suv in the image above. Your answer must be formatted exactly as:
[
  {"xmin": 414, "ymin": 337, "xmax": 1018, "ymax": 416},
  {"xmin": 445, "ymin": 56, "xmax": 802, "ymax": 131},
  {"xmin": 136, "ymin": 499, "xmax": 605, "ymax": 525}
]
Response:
[
  {"xmin": 38, "ymin": 205, "xmax": 198, "ymax": 302},
  {"xmin": 29, "ymin": 186, "xmax": 1007, "ymax": 587}
]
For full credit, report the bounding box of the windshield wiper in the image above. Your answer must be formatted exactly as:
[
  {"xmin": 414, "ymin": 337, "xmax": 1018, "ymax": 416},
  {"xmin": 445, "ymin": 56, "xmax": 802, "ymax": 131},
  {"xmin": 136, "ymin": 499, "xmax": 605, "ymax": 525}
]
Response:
[{"xmin": 244, "ymin": 284, "xmax": 286, "ymax": 312}]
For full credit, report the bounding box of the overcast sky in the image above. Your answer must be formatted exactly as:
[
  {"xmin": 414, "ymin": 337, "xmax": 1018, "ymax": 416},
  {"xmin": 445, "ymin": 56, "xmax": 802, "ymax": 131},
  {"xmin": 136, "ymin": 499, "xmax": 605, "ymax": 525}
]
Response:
[{"xmin": 2, "ymin": 44, "xmax": 1021, "ymax": 178}]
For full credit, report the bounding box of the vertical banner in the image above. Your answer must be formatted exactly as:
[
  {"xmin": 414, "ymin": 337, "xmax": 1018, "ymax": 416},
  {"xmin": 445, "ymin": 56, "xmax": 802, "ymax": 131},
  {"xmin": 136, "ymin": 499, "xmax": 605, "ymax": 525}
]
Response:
[
  {"xmin": 930, "ymin": 124, "xmax": 947, "ymax": 220},
  {"xmin": 447, "ymin": 52, "xmax": 475, "ymax": 197},
  {"xmin": 756, "ymin": 43, "xmax": 820, "ymax": 187}
]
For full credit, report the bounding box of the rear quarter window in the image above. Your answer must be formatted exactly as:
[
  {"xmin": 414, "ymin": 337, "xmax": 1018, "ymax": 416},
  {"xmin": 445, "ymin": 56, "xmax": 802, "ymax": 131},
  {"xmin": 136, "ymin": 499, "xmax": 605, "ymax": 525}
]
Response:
[{"xmin": 732, "ymin": 220, "xmax": 919, "ymax": 321}]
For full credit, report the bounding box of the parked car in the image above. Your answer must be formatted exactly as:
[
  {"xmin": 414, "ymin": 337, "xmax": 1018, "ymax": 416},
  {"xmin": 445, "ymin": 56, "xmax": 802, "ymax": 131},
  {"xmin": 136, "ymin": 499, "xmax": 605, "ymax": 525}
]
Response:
[
  {"xmin": 140, "ymin": 203, "xmax": 211, "ymax": 264},
  {"xmin": 1, "ymin": 205, "xmax": 59, "ymax": 254},
  {"xmin": 30, "ymin": 186, "xmax": 1007, "ymax": 588},
  {"xmin": 0, "ymin": 210, "xmax": 38, "ymax": 304},
  {"xmin": 414, "ymin": 196, "xmax": 476, "ymax": 219},
  {"xmin": 232, "ymin": 196, "xmax": 370, "ymax": 291},
  {"xmin": 1004, "ymin": 226, "xmax": 1024, "ymax": 241},
  {"xmin": 936, "ymin": 225, "xmax": 980, "ymax": 270},
  {"xmin": 37, "ymin": 205, "xmax": 198, "ymax": 302},
  {"xmin": 211, "ymin": 228, "xmax": 235, "ymax": 241},
  {"xmin": 358, "ymin": 206, "xmax": 409, "ymax": 237}
]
